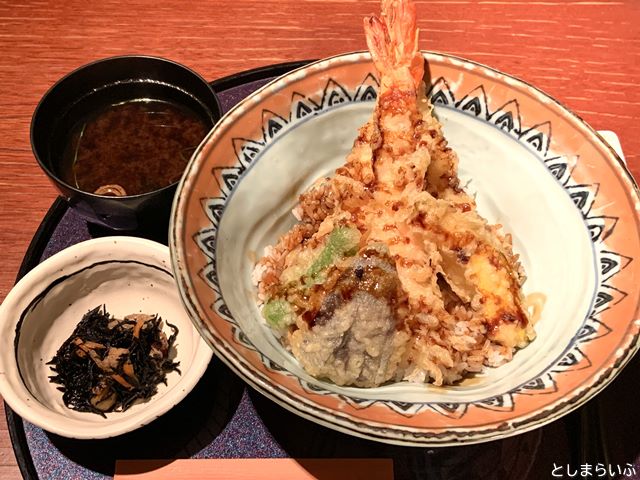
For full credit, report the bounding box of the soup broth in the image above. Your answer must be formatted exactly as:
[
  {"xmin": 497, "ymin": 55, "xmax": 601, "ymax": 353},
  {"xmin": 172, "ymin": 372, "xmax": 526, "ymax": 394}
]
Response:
[{"xmin": 60, "ymin": 99, "xmax": 208, "ymax": 196}]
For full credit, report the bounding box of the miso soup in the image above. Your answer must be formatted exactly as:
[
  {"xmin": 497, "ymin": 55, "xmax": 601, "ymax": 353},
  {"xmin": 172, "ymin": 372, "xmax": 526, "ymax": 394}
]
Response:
[{"xmin": 60, "ymin": 99, "xmax": 208, "ymax": 196}]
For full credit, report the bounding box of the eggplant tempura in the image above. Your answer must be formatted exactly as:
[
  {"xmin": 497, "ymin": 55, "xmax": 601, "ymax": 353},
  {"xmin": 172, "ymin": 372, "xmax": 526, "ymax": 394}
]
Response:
[{"xmin": 254, "ymin": 0, "xmax": 537, "ymax": 387}]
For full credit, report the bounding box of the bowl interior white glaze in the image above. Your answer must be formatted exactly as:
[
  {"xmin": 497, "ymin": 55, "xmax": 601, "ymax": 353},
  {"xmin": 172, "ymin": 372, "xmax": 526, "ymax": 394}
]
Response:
[{"xmin": 216, "ymin": 101, "xmax": 596, "ymax": 403}]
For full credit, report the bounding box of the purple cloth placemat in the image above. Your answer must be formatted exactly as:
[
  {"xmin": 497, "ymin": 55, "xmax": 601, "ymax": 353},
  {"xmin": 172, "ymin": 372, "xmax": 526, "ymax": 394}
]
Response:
[{"xmin": 14, "ymin": 76, "xmax": 640, "ymax": 480}]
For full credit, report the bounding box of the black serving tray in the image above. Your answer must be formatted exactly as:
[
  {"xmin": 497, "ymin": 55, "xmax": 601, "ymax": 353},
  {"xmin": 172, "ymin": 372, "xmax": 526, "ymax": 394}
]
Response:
[{"xmin": 5, "ymin": 62, "xmax": 636, "ymax": 480}]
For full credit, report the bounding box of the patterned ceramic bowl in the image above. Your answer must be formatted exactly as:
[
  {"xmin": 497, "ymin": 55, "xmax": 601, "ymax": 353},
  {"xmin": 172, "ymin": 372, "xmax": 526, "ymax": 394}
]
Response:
[
  {"xmin": 0, "ymin": 237, "xmax": 212, "ymax": 439},
  {"xmin": 170, "ymin": 52, "xmax": 640, "ymax": 446}
]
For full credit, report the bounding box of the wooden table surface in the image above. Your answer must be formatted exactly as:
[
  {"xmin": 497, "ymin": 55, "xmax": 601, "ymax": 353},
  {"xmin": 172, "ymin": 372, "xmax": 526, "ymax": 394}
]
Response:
[{"xmin": 0, "ymin": 0, "xmax": 639, "ymax": 478}]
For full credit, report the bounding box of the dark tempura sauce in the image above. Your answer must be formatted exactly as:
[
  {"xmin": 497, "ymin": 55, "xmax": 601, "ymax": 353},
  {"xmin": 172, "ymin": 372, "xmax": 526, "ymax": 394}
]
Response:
[{"xmin": 60, "ymin": 99, "xmax": 208, "ymax": 196}]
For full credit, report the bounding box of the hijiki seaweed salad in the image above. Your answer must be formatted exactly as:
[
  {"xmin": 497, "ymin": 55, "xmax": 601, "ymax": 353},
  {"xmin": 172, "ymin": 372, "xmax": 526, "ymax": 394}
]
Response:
[
  {"xmin": 48, "ymin": 306, "xmax": 180, "ymax": 416},
  {"xmin": 253, "ymin": 0, "xmax": 544, "ymax": 388}
]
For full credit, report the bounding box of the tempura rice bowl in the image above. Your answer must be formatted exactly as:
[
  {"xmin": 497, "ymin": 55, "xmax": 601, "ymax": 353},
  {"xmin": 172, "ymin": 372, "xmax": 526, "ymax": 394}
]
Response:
[{"xmin": 170, "ymin": 52, "xmax": 640, "ymax": 445}]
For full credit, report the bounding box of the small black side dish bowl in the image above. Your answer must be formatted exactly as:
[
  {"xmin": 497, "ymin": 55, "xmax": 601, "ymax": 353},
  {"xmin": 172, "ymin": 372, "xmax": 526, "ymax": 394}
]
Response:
[{"xmin": 31, "ymin": 55, "xmax": 221, "ymax": 232}]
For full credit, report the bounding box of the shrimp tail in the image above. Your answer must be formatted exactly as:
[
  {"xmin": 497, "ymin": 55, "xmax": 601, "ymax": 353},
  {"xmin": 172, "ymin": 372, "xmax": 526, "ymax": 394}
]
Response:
[{"xmin": 364, "ymin": 0, "xmax": 423, "ymax": 87}]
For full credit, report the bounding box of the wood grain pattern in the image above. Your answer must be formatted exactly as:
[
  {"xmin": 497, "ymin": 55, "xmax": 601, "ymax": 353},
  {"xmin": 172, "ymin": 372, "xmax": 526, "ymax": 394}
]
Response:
[
  {"xmin": 0, "ymin": 0, "xmax": 638, "ymax": 477},
  {"xmin": 114, "ymin": 458, "xmax": 394, "ymax": 480}
]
